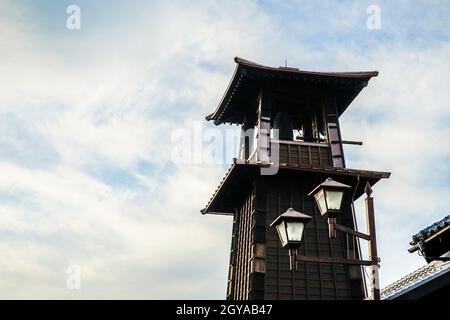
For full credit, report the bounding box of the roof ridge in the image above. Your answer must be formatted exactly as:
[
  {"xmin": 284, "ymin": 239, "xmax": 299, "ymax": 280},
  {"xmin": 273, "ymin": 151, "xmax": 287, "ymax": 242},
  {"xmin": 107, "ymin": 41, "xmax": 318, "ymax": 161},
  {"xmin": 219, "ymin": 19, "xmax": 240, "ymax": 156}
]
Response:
[
  {"xmin": 381, "ymin": 260, "xmax": 450, "ymax": 298},
  {"xmin": 411, "ymin": 215, "xmax": 450, "ymax": 244},
  {"xmin": 234, "ymin": 56, "xmax": 379, "ymax": 77},
  {"xmin": 207, "ymin": 57, "xmax": 379, "ymax": 125}
]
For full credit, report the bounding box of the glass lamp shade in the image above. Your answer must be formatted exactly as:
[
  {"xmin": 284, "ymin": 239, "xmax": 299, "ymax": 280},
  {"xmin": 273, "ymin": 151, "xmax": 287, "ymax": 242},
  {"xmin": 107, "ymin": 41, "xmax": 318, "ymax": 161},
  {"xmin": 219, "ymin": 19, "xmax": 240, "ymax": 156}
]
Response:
[
  {"xmin": 286, "ymin": 221, "xmax": 305, "ymax": 242},
  {"xmin": 276, "ymin": 221, "xmax": 288, "ymax": 247},
  {"xmin": 275, "ymin": 221, "xmax": 305, "ymax": 248},
  {"xmin": 314, "ymin": 189, "xmax": 327, "ymax": 215},
  {"xmin": 309, "ymin": 177, "xmax": 351, "ymax": 217},
  {"xmin": 325, "ymin": 190, "xmax": 344, "ymax": 211},
  {"xmin": 271, "ymin": 208, "xmax": 312, "ymax": 249}
]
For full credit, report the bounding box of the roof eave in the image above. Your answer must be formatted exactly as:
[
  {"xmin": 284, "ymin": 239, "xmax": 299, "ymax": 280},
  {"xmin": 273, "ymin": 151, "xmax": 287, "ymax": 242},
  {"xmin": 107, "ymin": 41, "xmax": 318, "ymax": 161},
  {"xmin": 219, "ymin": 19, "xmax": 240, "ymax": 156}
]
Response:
[
  {"xmin": 206, "ymin": 57, "xmax": 379, "ymax": 124},
  {"xmin": 206, "ymin": 62, "xmax": 242, "ymax": 124},
  {"xmin": 202, "ymin": 160, "xmax": 390, "ymax": 214},
  {"xmin": 234, "ymin": 56, "xmax": 379, "ymax": 78}
]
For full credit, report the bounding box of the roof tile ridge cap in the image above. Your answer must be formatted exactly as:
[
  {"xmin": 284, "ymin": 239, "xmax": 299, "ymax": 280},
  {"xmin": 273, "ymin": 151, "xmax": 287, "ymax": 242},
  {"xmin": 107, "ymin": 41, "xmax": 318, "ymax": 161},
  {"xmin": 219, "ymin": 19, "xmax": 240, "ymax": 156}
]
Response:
[
  {"xmin": 326, "ymin": 70, "xmax": 379, "ymax": 75},
  {"xmin": 412, "ymin": 215, "xmax": 450, "ymax": 241},
  {"xmin": 234, "ymin": 57, "xmax": 378, "ymax": 77},
  {"xmin": 382, "ymin": 261, "xmax": 439, "ymax": 292},
  {"xmin": 435, "ymin": 259, "xmax": 450, "ymax": 270},
  {"xmin": 234, "ymin": 56, "xmax": 267, "ymax": 68}
]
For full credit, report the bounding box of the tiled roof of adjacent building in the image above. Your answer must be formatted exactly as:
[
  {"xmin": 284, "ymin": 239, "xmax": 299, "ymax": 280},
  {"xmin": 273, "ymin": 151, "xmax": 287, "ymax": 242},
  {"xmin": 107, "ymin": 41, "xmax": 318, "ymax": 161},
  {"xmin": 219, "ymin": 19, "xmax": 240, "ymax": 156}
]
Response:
[
  {"xmin": 383, "ymin": 215, "xmax": 450, "ymax": 300},
  {"xmin": 411, "ymin": 215, "xmax": 450, "ymax": 245},
  {"xmin": 408, "ymin": 215, "xmax": 450, "ymax": 263},
  {"xmin": 381, "ymin": 258, "xmax": 450, "ymax": 300}
]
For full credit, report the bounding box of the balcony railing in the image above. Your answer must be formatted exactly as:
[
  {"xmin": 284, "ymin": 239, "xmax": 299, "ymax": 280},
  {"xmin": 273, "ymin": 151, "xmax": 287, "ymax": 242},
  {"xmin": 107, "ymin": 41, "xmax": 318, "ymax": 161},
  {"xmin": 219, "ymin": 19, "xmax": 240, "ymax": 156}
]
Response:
[{"xmin": 275, "ymin": 139, "xmax": 332, "ymax": 167}]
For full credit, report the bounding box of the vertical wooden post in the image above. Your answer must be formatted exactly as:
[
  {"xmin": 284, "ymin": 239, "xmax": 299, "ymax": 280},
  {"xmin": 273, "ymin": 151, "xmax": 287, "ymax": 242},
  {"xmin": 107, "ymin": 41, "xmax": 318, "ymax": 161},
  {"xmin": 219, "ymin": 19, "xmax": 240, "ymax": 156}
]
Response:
[
  {"xmin": 288, "ymin": 249, "xmax": 296, "ymax": 299},
  {"xmin": 257, "ymin": 90, "xmax": 271, "ymax": 163},
  {"xmin": 326, "ymin": 96, "xmax": 346, "ymax": 168},
  {"xmin": 365, "ymin": 182, "xmax": 380, "ymax": 300}
]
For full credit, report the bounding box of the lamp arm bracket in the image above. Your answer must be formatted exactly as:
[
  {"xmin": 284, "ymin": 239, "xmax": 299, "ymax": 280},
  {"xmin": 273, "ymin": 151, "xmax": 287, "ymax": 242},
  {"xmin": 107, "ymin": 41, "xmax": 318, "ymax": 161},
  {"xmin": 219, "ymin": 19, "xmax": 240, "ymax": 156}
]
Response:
[
  {"xmin": 296, "ymin": 255, "xmax": 378, "ymax": 266},
  {"xmin": 335, "ymin": 223, "xmax": 370, "ymax": 241}
]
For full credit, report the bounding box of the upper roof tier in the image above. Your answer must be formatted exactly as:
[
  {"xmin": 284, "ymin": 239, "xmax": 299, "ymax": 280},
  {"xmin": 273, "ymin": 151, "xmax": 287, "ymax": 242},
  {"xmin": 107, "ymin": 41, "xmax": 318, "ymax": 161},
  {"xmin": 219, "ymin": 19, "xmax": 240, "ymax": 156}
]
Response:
[{"xmin": 206, "ymin": 57, "xmax": 379, "ymax": 125}]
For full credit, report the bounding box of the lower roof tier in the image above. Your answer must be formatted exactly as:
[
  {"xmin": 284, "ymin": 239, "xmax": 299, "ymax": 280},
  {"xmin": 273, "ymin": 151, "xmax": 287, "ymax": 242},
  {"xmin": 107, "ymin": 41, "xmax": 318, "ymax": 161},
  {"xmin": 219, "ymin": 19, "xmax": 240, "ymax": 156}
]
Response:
[{"xmin": 201, "ymin": 159, "xmax": 390, "ymax": 215}]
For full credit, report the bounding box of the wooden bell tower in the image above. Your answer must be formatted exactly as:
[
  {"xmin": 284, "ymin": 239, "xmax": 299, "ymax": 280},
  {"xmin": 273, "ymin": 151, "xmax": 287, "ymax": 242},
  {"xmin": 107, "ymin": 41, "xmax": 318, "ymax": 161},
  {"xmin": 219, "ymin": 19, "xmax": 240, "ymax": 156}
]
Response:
[{"xmin": 201, "ymin": 57, "xmax": 390, "ymax": 300}]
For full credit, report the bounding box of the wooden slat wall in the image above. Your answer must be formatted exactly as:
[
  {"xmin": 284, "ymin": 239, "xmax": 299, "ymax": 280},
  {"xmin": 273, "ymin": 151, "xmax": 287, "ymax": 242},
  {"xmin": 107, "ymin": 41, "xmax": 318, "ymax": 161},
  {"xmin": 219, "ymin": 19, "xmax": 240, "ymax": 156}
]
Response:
[
  {"xmin": 260, "ymin": 174, "xmax": 364, "ymax": 300},
  {"xmin": 279, "ymin": 143, "xmax": 332, "ymax": 167},
  {"xmin": 226, "ymin": 170, "xmax": 365, "ymax": 300},
  {"xmin": 228, "ymin": 186, "xmax": 255, "ymax": 300}
]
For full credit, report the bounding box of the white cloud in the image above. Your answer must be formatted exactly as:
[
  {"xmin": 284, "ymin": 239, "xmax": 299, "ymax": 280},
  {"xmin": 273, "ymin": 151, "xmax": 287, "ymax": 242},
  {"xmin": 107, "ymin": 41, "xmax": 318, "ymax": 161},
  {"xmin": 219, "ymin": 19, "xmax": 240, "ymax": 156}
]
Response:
[
  {"xmin": 339, "ymin": 42, "xmax": 450, "ymax": 286},
  {"xmin": 0, "ymin": 0, "xmax": 271, "ymax": 299}
]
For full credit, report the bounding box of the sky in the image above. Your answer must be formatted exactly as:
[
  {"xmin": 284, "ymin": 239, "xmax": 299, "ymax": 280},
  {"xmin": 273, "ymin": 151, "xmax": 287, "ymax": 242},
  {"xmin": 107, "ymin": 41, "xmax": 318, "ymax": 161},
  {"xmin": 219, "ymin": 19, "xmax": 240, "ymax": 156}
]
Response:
[{"xmin": 0, "ymin": 0, "xmax": 449, "ymax": 299}]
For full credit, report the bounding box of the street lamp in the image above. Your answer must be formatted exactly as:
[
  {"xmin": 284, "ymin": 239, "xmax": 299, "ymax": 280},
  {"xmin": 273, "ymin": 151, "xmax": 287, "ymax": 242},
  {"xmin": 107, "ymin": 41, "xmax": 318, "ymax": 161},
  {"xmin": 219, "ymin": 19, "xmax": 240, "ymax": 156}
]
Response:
[
  {"xmin": 271, "ymin": 180, "xmax": 381, "ymax": 300},
  {"xmin": 270, "ymin": 208, "xmax": 313, "ymax": 249},
  {"xmin": 308, "ymin": 177, "xmax": 351, "ymax": 217},
  {"xmin": 270, "ymin": 208, "xmax": 313, "ymax": 269},
  {"xmin": 309, "ymin": 177, "xmax": 351, "ymax": 238}
]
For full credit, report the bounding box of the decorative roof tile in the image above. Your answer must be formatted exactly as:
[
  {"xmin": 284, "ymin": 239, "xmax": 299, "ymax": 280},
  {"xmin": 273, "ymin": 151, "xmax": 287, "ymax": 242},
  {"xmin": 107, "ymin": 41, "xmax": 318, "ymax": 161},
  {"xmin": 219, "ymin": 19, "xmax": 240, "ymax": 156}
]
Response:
[
  {"xmin": 411, "ymin": 215, "xmax": 450, "ymax": 244},
  {"xmin": 381, "ymin": 259, "xmax": 450, "ymax": 300}
]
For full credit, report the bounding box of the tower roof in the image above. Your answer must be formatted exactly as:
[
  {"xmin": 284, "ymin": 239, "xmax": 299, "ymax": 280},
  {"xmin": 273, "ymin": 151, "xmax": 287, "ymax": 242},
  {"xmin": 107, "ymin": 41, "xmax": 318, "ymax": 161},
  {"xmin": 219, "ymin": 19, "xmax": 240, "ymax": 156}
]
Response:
[
  {"xmin": 206, "ymin": 57, "xmax": 379, "ymax": 125},
  {"xmin": 201, "ymin": 159, "xmax": 390, "ymax": 215}
]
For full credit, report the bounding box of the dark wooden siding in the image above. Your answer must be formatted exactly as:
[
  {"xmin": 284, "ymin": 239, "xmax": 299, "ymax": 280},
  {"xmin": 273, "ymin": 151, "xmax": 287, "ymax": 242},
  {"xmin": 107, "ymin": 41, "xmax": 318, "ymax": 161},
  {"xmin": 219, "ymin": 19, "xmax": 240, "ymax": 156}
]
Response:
[
  {"xmin": 226, "ymin": 171, "xmax": 365, "ymax": 300},
  {"xmin": 227, "ymin": 186, "xmax": 255, "ymax": 300},
  {"xmin": 259, "ymin": 172, "xmax": 365, "ymax": 300},
  {"xmin": 279, "ymin": 142, "xmax": 332, "ymax": 167}
]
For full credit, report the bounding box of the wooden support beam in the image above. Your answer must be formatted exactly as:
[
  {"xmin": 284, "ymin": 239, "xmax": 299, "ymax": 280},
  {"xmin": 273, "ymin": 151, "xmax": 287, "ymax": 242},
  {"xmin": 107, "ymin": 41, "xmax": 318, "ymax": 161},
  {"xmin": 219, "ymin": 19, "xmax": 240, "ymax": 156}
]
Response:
[
  {"xmin": 341, "ymin": 140, "xmax": 363, "ymax": 146},
  {"xmin": 296, "ymin": 255, "xmax": 377, "ymax": 266},
  {"xmin": 335, "ymin": 223, "xmax": 371, "ymax": 241}
]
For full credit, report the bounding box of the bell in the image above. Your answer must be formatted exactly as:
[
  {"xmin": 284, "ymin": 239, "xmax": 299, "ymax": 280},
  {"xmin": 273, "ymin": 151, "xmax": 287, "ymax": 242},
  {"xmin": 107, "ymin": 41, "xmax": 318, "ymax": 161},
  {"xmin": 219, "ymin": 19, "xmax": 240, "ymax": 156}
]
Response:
[{"xmin": 273, "ymin": 111, "xmax": 294, "ymax": 140}]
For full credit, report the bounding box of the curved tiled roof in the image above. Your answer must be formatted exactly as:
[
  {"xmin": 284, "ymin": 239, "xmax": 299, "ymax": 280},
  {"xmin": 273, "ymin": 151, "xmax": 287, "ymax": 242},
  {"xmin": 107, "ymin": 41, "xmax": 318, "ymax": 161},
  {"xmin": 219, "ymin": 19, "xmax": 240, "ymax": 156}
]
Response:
[
  {"xmin": 234, "ymin": 57, "xmax": 379, "ymax": 78},
  {"xmin": 206, "ymin": 57, "xmax": 379, "ymax": 125},
  {"xmin": 411, "ymin": 215, "xmax": 450, "ymax": 244},
  {"xmin": 201, "ymin": 159, "xmax": 390, "ymax": 215}
]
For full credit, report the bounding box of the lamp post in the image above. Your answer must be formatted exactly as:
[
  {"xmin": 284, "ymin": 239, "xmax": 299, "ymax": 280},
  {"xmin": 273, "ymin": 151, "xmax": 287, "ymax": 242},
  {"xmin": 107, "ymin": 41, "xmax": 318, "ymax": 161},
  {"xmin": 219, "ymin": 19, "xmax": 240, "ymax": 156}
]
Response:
[
  {"xmin": 270, "ymin": 177, "xmax": 381, "ymax": 300},
  {"xmin": 364, "ymin": 182, "xmax": 380, "ymax": 300},
  {"xmin": 309, "ymin": 177, "xmax": 380, "ymax": 300},
  {"xmin": 270, "ymin": 208, "xmax": 313, "ymax": 299}
]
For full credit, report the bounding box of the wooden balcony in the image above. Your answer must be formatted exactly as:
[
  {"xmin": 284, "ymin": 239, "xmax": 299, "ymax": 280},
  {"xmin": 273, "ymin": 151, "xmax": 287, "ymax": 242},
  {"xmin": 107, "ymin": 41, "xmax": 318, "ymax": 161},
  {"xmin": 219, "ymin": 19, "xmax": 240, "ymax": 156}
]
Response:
[{"xmin": 276, "ymin": 139, "xmax": 332, "ymax": 167}]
